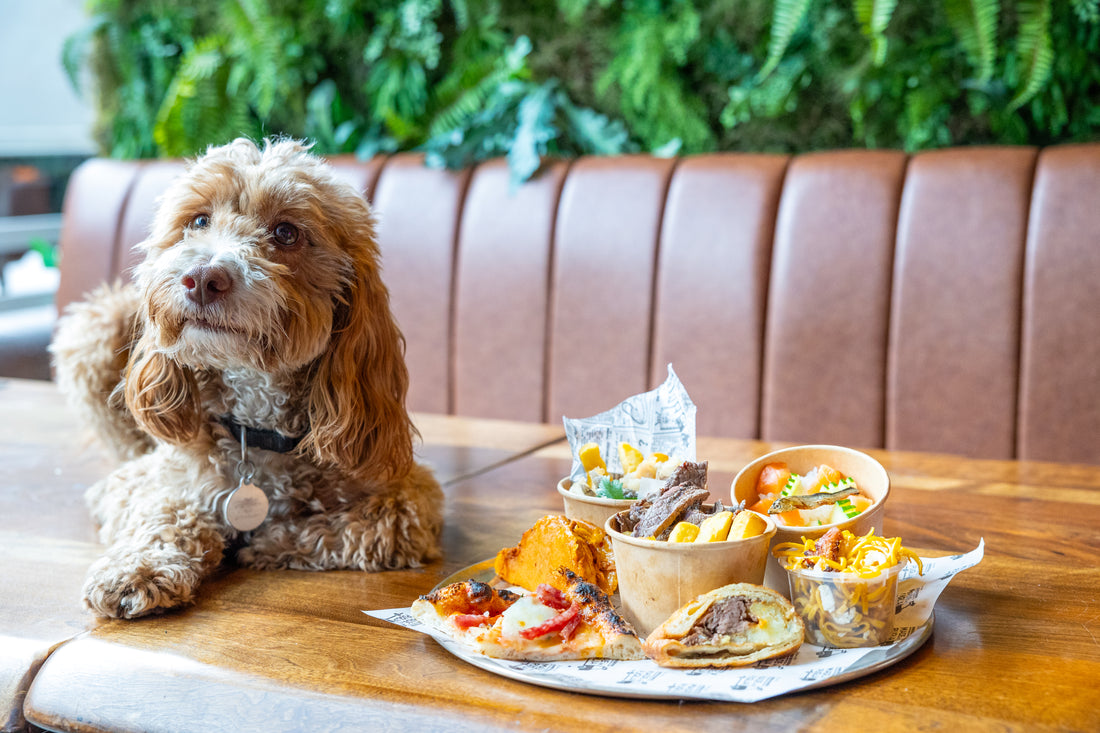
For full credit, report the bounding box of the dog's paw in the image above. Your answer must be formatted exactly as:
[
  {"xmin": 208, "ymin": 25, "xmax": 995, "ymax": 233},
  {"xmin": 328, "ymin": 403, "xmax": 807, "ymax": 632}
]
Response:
[{"xmin": 82, "ymin": 552, "xmax": 201, "ymax": 619}]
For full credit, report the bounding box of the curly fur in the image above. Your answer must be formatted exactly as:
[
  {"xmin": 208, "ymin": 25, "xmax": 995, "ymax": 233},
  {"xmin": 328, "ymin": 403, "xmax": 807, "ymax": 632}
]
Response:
[{"xmin": 51, "ymin": 138, "xmax": 443, "ymax": 619}]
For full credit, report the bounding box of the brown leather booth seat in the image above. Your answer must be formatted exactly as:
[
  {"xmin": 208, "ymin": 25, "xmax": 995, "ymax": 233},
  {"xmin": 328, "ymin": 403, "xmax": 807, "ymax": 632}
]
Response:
[{"xmin": 52, "ymin": 145, "xmax": 1100, "ymax": 465}]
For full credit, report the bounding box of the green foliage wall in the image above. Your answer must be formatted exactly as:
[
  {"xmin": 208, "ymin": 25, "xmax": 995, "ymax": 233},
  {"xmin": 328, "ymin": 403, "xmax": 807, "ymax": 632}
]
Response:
[{"xmin": 65, "ymin": 0, "xmax": 1100, "ymax": 185}]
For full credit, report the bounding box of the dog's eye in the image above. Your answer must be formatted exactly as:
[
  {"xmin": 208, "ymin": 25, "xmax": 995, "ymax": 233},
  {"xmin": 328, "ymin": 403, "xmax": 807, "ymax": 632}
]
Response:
[
  {"xmin": 272, "ymin": 222, "xmax": 300, "ymax": 247},
  {"xmin": 190, "ymin": 214, "xmax": 210, "ymax": 230}
]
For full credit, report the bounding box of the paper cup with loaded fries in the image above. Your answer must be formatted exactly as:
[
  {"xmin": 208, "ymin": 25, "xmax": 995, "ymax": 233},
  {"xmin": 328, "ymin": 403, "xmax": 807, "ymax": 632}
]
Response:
[
  {"xmin": 604, "ymin": 460, "xmax": 776, "ymax": 636},
  {"xmin": 560, "ymin": 365, "xmax": 697, "ymax": 528}
]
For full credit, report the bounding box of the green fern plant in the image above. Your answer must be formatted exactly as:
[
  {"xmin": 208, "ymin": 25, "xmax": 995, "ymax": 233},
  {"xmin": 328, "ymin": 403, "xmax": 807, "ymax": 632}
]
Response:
[
  {"xmin": 65, "ymin": 0, "xmax": 1100, "ymax": 183},
  {"xmin": 854, "ymin": 0, "xmax": 899, "ymax": 65},
  {"xmin": 427, "ymin": 35, "xmax": 533, "ymax": 139},
  {"xmin": 757, "ymin": 0, "xmax": 814, "ymax": 80},
  {"xmin": 943, "ymin": 0, "xmax": 1000, "ymax": 84},
  {"xmin": 1009, "ymin": 0, "xmax": 1054, "ymax": 110},
  {"xmin": 421, "ymin": 77, "xmax": 634, "ymax": 189},
  {"xmin": 595, "ymin": 2, "xmax": 713, "ymax": 153},
  {"xmin": 153, "ymin": 35, "xmax": 251, "ymax": 156}
]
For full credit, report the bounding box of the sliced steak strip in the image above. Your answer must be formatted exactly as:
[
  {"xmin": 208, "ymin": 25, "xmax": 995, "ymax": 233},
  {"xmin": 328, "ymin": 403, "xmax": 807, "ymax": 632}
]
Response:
[
  {"xmin": 661, "ymin": 460, "xmax": 708, "ymax": 494},
  {"xmin": 631, "ymin": 485, "xmax": 709, "ymax": 538}
]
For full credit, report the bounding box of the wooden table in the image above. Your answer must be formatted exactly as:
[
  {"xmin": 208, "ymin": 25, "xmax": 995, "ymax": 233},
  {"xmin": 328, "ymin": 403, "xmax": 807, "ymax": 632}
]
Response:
[{"xmin": 3, "ymin": 378, "xmax": 1099, "ymax": 732}]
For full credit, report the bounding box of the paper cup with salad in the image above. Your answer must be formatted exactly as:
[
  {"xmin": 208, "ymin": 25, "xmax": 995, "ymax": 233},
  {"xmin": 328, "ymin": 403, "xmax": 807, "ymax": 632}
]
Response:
[
  {"xmin": 559, "ymin": 366, "xmax": 696, "ymax": 528},
  {"xmin": 730, "ymin": 445, "xmax": 890, "ymax": 594}
]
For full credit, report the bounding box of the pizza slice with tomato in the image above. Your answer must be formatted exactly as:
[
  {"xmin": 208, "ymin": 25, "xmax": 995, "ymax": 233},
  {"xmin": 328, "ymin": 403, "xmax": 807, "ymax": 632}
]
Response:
[{"xmin": 411, "ymin": 570, "xmax": 645, "ymax": 661}]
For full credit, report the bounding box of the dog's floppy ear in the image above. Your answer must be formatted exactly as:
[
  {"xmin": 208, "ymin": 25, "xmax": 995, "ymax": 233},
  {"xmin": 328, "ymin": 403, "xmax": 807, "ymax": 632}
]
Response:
[
  {"xmin": 301, "ymin": 229, "xmax": 415, "ymax": 482},
  {"xmin": 124, "ymin": 330, "xmax": 203, "ymax": 445}
]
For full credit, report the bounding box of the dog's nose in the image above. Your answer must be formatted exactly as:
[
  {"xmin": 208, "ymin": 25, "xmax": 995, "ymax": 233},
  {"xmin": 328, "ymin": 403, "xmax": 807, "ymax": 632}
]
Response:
[{"xmin": 182, "ymin": 265, "xmax": 232, "ymax": 306}]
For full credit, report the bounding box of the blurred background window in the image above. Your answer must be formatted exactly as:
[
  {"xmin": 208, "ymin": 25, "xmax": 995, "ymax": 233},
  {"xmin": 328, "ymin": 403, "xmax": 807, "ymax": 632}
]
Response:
[{"xmin": 0, "ymin": 0, "xmax": 93, "ymax": 377}]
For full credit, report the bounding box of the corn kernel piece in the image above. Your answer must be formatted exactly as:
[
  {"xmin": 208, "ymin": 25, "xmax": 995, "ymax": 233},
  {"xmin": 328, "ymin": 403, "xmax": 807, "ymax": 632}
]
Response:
[
  {"xmin": 578, "ymin": 442, "xmax": 606, "ymax": 473},
  {"xmin": 727, "ymin": 510, "xmax": 768, "ymax": 540},
  {"xmin": 585, "ymin": 466, "xmax": 607, "ymax": 490},
  {"xmin": 633, "ymin": 458, "xmax": 658, "ymax": 479},
  {"xmin": 667, "ymin": 522, "xmax": 700, "ymax": 543},
  {"xmin": 618, "ymin": 442, "xmax": 644, "ymax": 475},
  {"xmin": 696, "ymin": 511, "xmax": 734, "ymax": 542}
]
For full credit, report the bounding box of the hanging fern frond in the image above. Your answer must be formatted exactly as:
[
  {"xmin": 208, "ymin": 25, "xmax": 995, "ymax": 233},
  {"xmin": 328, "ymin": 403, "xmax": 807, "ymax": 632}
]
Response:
[
  {"xmin": 943, "ymin": 0, "xmax": 1001, "ymax": 84},
  {"xmin": 305, "ymin": 79, "xmax": 341, "ymax": 151},
  {"xmin": 560, "ymin": 101, "xmax": 632, "ymax": 156},
  {"xmin": 1009, "ymin": 0, "xmax": 1054, "ymax": 111},
  {"xmin": 223, "ymin": 0, "xmax": 287, "ymax": 118},
  {"xmin": 508, "ymin": 80, "xmax": 558, "ymax": 188},
  {"xmin": 757, "ymin": 0, "xmax": 814, "ymax": 80},
  {"xmin": 853, "ymin": 0, "xmax": 899, "ymax": 66},
  {"xmin": 60, "ymin": 13, "xmax": 109, "ymax": 96},
  {"xmin": 427, "ymin": 35, "xmax": 531, "ymax": 138}
]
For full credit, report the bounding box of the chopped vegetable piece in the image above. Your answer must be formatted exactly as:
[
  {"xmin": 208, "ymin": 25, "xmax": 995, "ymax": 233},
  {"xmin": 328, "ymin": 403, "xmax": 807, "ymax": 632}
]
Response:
[
  {"xmin": 695, "ymin": 511, "xmax": 734, "ymax": 542},
  {"xmin": 578, "ymin": 442, "xmax": 606, "ymax": 474},
  {"xmin": 756, "ymin": 463, "xmax": 791, "ymax": 496},
  {"xmin": 619, "ymin": 443, "xmax": 645, "ymax": 475},
  {"xmin": 837, "ymin": 497, "xmax": 860, "ymax": 518},
  {"xmin": 747, "ymin": 496, "xmax": 774, "ymax": 514},
  {"xmin": 728, "ymin": 510, "xmax": 769, "ymax": 539},
  {"xmin": 596, "ymin": 476, "xmax": 625, "ymax": 499},
  {"xmin": 668, "ymin": 522, "xmax": 700, "ymax": 542}
]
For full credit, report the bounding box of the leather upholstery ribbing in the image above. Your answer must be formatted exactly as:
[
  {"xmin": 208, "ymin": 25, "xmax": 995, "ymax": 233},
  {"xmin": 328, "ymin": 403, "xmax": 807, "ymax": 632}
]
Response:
[
  {"xmin": 652, "ymin": 153, "xmax": 787, "ymax": 439},
  {"xmin": 50, "ymin": 144, "xmax": 1100, "ymax": 464},
  {"xmin": 328, "ymin": 154, "xmax": 386, "ymax": 202},
  {"xmin": 56, "ymin": 159, "xmax": 143, "ymax": 310},
  {"xmin": 546, "ymin": 155, "xmax": 677, "ymax": 422},
  {"xmin": 761, "ymin": 150, "xmax": 907, "ymax": 450},
  {"xmin": 452, "ymin": 159, "xmax": 568, "ymax": 421},
  {"xmin": 1018, "ymin": 145, "xmax": 1100, "ymax": 464},
  {"xmin": 115, "ymin": 161, "xmax": 187, "ymax": 279},
  {"xmin": 370, "ymin": 154, "xmax": 471, "ymax": 414},
  {"xmin": 888, "ymin": 147, "xmax": 1037, "ymax": 459}
]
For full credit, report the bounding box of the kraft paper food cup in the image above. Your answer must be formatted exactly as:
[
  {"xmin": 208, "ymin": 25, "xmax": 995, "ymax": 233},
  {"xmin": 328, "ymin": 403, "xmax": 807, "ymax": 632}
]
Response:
[
  {"xmin": 558, "ymin": 478, "xmax": 635, "ymax": 528},
  {"xmin": 785, "ymin": 561, "xmax": 905, "ymax": 647},
  {"xmin": 605, "ymin": 507, "xmax": 776, "ymax": 637},
  {"xmin": 730, "ymin": 445, "xmax": 889, "ymax": 595}
]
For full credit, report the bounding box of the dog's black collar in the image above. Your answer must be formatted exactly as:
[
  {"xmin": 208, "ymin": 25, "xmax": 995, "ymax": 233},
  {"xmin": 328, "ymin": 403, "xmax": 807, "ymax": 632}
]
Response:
[{"xmin": 217, "ymin": 415, "xmax": 304, "ymax": 454}]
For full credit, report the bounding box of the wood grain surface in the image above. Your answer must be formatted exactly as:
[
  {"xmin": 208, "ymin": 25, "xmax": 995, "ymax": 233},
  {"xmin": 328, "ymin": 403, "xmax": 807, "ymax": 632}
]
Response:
[
  {"xmin": 4, "ymin": 378, "xmax": 1099, "ymax": 732},
  {"xmin": 0, "ymin": 378, "xmax": 563, "ymax": 733}
]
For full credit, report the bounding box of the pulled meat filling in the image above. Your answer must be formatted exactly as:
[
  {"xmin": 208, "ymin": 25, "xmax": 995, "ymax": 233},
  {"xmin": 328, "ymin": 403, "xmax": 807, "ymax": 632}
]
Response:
[{"xmin": 681, "ymin": 597, "xmax": 759, "ymax": 645}]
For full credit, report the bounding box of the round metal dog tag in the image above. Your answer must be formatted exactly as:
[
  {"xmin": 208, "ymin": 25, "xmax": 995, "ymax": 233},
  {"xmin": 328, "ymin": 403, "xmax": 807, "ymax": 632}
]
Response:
[{"xmin": 223, "ymin": 482, "xmax": 269, "ymax": 531}]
